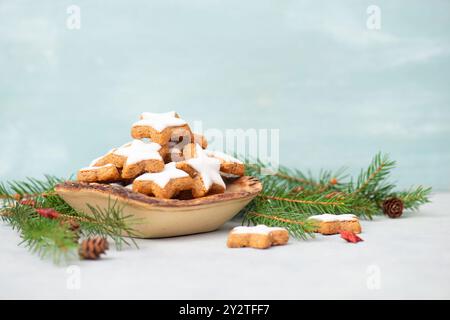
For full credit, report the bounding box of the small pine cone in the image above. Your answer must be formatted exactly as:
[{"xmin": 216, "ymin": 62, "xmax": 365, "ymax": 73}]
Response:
[
  {"xmin": 382, "ymin": 198, "xmax": 404, "ymax": 218},
  {"xmin": 79, "ymin": 237, "xmax": 109, "ymax": 260}
]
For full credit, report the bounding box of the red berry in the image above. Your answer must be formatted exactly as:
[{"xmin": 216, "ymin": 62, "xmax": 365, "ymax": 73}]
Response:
[
  {"xmin": 36, "ymin": 208, "xmax": 60, "ymax": 219},
  {"xmin": 330, "ymin": 178, "xmax": 338, "ymax": 185},
  {"xmin": 340, "ymin": 230, "xmax": 363, "ymax": 243}
]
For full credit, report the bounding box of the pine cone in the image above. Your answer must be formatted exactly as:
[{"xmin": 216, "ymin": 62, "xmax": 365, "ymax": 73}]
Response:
[
  {"xmin": 382, "ymin": 198, "xmax": 404, "ymax": 218},
  {"xmin": 79, "ymin": 237, "xmax": 109, "ymax": 260}
]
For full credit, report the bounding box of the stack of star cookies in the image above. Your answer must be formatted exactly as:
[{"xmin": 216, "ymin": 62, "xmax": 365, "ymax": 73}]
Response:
[{"xmin": 77, "ymin": 111, "xmax": 245, "ymax": 199}]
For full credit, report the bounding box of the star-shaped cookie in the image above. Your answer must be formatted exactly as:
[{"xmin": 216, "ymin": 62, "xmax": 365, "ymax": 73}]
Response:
[
  {"xmin": 91, "ymin": 140, "xmax": 165, "ymax": 179},
  {"xmin": 131, "ymin": 111, "xmax": 193, "ymax": 145},
  {"xmin": 77, "ymin": 164, "xmax": 121, "ymax": 183},
  {"xmin": 176, "ymin": 144, "xmax": 226, "ymax": 198},
  {"xmin": 227, "ymin": 225, "xmax": 289, "ymax": 249},
  {"xmin": 205, "ymin": 150, "xmax": 245, "ymax": 177},
  {"xmin": 182, "ymin": 144, "xmax": 245, "ymax": 177},
  {"xmin": 307, "ymin": 214, "xmax": 361, "ymax": 235},
  {"xmin": 133, "ymin": 162, "xmax": 193, "ymax": 199}
]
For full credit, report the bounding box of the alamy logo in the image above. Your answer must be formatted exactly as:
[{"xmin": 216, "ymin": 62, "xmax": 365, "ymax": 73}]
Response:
[
  {"xmin": 66, "ymin": 265, "xmax": 81, "ymax": 290},
  {"xmin": 366, "ymin": 264, "xmax": 381, "ymax": 290},
  {"xmin": 66, "ymin": 5, "xmax": 81, "ymax": 30},
  {"xmin": 366, "ymin": 5, "xmax": 381, "ymax": 30},
  {"xmin": 191, "ymin": 121, "xmax": 280, "ymax": 174}
]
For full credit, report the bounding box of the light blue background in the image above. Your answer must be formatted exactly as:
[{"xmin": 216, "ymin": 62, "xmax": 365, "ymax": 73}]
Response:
[{"xmin": 0, "ymin": 0, "xmax": 449, "ymax": 190}]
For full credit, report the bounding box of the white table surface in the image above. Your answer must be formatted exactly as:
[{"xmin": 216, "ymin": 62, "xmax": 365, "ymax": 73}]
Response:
[{"xmin": 1, "ymin": 193, "xmax": 449, "ymax": 300}]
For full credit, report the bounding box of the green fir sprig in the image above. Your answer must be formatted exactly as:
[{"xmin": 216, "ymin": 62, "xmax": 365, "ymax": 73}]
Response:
[
  {"xmin": 0, "ymin": 176, "xmax": 139, "ymax": 264},
  {"xmin": 246, "ymin": 160, "xmax": 349, "ymax": 193},
  {"xmin": 350, "ymin": 153, "xmax": 397, "ymax": 206},
  {"xmin": 394, "ymin": 185, "xmax": 432, "ymax": 211},
  {"xmin": 2, "ymin": 203, "xmax": 79, "ymax": 264}
]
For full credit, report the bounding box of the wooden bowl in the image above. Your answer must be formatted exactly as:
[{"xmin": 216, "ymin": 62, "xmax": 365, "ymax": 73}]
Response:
[{"xmin": 55, "ymin": 176, "xmax": 262, "ymax": 238}]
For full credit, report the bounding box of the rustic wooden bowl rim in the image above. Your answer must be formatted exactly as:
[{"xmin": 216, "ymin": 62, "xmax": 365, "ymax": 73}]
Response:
[{"xmin": 55, "ymin": 176, "xmax": 262, "ymax": 208}]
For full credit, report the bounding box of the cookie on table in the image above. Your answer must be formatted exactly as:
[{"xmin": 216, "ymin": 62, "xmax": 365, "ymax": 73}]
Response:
[
  {"xmin": 91, "ymin": 140, "xmax": 165, "ymax": 179},
  {"xmin": 307, "ymin": 214, "xmax": 361, "ymax": 235},
  {"xmin": 133, "ymin": 162, "xmax": 193, "ymax": 199},
  {"xmin": 227, "ymin": 225, "xmax": 289, "ymax": 249},
  {"xmin": 77, "ymin": 164, "xmax": 121, "ymax": 183},
  {"xmin": 176, "ymin": 144, "xmax": 226, "ymax": 198},
  {"xmin": 131, "ymin": 111, "xmax": 193, "ymax": 145}
]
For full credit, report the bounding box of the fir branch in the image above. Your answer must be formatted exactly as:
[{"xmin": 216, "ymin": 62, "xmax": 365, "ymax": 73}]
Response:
[
  {"xmin": 352, "ymin": 152, "xmax": 396, "ymax": 196},
  {"xmin": 1, "ymin": 176, "xmax": 140, "ymax": 264},
  {"xmin": 1, "ymin": 204, "xmax": 78, "ymax": 264},
  {"xmin": 248, "ymin": 211, "xmax": 305, "ymax": 225},
  {"xmin": 83, "ymin": 201, "xmax": 140, "ymax": 248},
  {"xmin": 246, "ymin": 162, "xmax": 318, "ymax": 186},
  {"xmin": 395, "ymin": 186, "xmax": 432, "ymax": 211},
  {"xmin": 261, "ymin": 195, "xmax": 344, "ymax": 207},
  {"xmin": 0, "ymin": 175, "xmax": 64, "ymax": 199},
  {"xmin": 255, "ymin": 177, "xmax": 353, "ymax": 216},
  {"xmin": 42, "ymin": 192, "xmax": 140, "ymax": 248},
  {"xmin": 246, "ymin": 161, "xmax": 348, "ymax": 192},
  {"xmin": 243, "ymin": 209, "xmax": 316, "ymax": 240},
  {"xmin": 347, "ymin": 195, "xmax": 380, "ymax": 219}
]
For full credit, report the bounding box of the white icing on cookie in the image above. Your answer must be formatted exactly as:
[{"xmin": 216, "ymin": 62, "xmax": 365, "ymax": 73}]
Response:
[
  {"xmin": 80, "ymin": 164, "xmax": 115, "ymax": 171},
  {"xmin": 133, "ymin": 111, "xmax": 187, "ymax": 132},
  {"xmin": 307, "ymin": 214, "xmax": 358, "ymax": 222},
  {"xmin": 141, "ymin": 111, "xmax": 178, "ymax": 120},
  {"xmin": 135, "ymin": 162, "xmax": 189, "ymax": 188},
  {"xmin": 206, "ymin": 150, "xmax": 243, "ymax": 164},
  {"xmin": 185, "ymin": 144, "xmax": 225, "ymax": 190},
  {"xmin": 89, "ymin": 149, "xmax": 116, "ymax": 167},
  {"xmin": 89, "ymin": 156, "xmax": 104, "ymax": 167},
  {"xmin": 113, "ymin": 140, "xmax": 162, "ymax": 165},
  {"xmin": 231, "ymin": 225, "xmax": 286, "ymax": 235}
]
